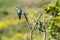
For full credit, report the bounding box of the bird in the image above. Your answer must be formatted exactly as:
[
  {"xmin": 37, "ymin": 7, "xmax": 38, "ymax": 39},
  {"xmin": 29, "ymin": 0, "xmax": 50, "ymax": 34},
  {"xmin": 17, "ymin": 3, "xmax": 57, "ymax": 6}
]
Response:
[
  {"xmin": 16, "ymin": 6, "xmax": 22, "ymax": 19},
  {"xmin": 37, "ymin": 21, "xmax": 44, "ymax": 32}
]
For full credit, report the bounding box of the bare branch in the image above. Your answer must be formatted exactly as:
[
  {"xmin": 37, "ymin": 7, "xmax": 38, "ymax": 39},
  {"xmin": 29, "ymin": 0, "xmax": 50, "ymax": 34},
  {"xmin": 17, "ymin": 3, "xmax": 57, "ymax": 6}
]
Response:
[
  {"xmin": 31, "ymin": 10, "xmax": 43, "ymax": 31},
  {"xmin": 23, "ymin": 13, "xmax": 31, "ymax": 30},
  {"xmin": 43, "ymin": 13, "xmax": 46, "ymax": 40}
]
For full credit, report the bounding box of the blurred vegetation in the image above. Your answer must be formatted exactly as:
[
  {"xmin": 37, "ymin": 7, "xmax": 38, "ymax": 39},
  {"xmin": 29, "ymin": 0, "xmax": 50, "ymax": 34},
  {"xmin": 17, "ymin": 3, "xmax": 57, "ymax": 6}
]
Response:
[
  {"xmin": 44, "ymin": 0, "xmax": 60, "ymax": 40},
  {"xmin": 0, "ymin": 0, "xmax": 60, "ymax": 40}
]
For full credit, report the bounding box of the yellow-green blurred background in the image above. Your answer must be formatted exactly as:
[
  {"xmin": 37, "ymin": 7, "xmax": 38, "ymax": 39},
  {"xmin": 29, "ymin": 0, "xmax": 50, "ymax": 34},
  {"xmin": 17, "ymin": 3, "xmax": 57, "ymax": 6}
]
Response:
[{"xmin": 0, "ymin": 0, "xmax": 60, "ymax": 40}]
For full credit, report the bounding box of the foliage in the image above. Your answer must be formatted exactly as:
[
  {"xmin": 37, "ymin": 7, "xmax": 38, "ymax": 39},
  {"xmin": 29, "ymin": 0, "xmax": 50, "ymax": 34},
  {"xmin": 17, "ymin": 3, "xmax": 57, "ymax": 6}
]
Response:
[
  {"xmin": 44, "ymin": 0, "xmax": 60, "ymax": 40},
  {"xmin": 0, "ymin": 0, "xmax": 60, "ymax": 40},
  {"xmin": 44, "ymin": 4, "xmax": 60, "ymax": 17}
]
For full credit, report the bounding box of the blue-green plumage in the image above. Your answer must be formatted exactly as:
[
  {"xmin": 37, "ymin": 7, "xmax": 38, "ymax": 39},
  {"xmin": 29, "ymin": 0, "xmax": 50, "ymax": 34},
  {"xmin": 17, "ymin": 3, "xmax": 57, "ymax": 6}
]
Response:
[
  {"xmin": 37, "ymin": 22, "xmax": 44, "ymax": 32},
  {"xmin": 38, "ymin": 23, "xmax": 42, "ymax": 29},
  {"xmin": 17, "ymin": 7, "xmax": 22, "ymax": 19}
]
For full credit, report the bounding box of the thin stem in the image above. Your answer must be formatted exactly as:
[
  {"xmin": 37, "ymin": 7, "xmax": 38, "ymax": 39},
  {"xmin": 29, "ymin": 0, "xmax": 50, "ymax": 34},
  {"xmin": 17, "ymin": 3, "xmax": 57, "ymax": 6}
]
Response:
[
  {"xmin": 23, "ymin": 11, "xmax": 43, "ymax": 40},
  {"xmin": 30, "ymin": 30, "xmax": 33, "ymax": 40},
  {"xmin": 32, "ymin": 11, "xmax": 43, "ymax": 31},
  {"xmin": 43, "ymin": 31, "xmax": 46, "ymax": 40},
  {"xmin": 23, "ymin": 13, "xmax": 31, "ymax": 30},
  {"xmin": 43, "ymin": 14, "xmax": 46, "ymax": 40}
]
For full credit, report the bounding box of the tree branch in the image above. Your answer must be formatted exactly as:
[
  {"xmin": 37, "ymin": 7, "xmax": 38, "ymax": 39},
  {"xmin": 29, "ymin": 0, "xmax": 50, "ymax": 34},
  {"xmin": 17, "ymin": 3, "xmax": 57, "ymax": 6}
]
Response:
[
  {"xmin": 31, "ymin": 11, "xmax": 43, "ymax": 31},
  {"xmin": 23, "ymin": 13, "xmax": 31, "ymax": 30},
  {"xmin": 43, "ymin": 14, "xmax": 46, "ymax": 40}
]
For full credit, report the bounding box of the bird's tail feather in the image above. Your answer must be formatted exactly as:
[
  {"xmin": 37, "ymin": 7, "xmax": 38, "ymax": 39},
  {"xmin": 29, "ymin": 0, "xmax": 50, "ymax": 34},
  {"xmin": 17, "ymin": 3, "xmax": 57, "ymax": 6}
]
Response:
[
  {"xmin": 18, "ymin": 15, "xmax": 21, "ymax": 19},
  {"xmin": 18, "ymin": 13, "xmax": 21, "ymax": 19}
]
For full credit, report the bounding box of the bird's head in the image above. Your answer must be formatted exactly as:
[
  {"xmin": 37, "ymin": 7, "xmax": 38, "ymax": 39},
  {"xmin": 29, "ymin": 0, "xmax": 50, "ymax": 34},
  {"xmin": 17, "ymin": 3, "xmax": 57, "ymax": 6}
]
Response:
[{"xmin": 16, "ymin": 6, "xmax": 20, "ymax": 9}]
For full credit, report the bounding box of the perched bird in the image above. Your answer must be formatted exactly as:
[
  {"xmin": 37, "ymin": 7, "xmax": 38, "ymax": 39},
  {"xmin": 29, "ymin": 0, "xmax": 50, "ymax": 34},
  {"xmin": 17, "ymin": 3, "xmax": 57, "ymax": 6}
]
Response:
[
  {"xmin": 37, "ymin": 21, "xmax": 44, "ymax": 32},
  {"xmin": 16, "ymin": 6, "xmax": 22, "ymax": 19}
]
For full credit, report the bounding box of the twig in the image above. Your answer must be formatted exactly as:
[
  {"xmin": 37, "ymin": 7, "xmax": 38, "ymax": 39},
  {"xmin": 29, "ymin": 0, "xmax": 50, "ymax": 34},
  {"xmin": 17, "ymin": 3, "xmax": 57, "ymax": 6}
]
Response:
[
  {"xmin": 23, "ymin": 13, "xmax": 31, "ymax": 30},
  {"xmin": 43, "ymin": 14, "xmax": 46, "ymax": 40},
  {"xmin": 31, "ymin": 10, "xmax": 43, "ymax": 31}
]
